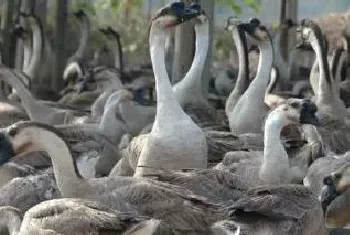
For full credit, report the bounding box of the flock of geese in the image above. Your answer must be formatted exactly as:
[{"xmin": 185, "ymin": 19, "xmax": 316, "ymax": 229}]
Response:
[{"xmin": 0, "ymin": 2, "xmax": 348, "ymax": 234}]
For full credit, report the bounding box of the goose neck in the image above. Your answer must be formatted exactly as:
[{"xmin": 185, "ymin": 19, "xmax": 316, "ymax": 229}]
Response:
[
  {"xmin": 310, "ymin": 36, "xmax": 333, "ymax": 101},
  {"xmin": 149, "ymin": 25, "xmax": 185, "ymax": 119},
  {"xmin": 26, "ymin": 17, "xmax": 43, "ymax": 79},
  {"xmin": 260, "ymin": 110, "xmax": 289, "ymax": 184},
  {"xmin": 310, "ymin": 54, "xmax": 319, "ymax": 96},
  {"xmin": 264, "ymin": 111, "xmax": 284, "ymax": 153},
  {"xmin": 22, "ymin": 36, "xmax": 32, "ymax": 71},
  {"xmin": 99, "ymin": 100, "xmax": 125, "ymax": 130},
  {"xmin": 232, "ymin": 26, "xmax": 249, "ymax": 95},
  {"xmin": 177, "ymin": 22, "xmax": 209, "ymax": 94},
  {"xmin": 74, "ymin": 16, "xmax": 90, "ymax": 60},
  {"xmin": 110, "ymin": 37, "xmax": 123, "ymax": 72},
  {"xmin": 247, "ymin": 40, "xmax": 273, "ymax": 96},
  {"xmin": 35, "ymin": 128, "xmax": 82, "ymax": 197},
  {"xmin": 332, "ymin": 49, "xmax": 347, "ymax": 94},
  {"xmin": 226, "ymin": 26, "xmax": 249, "ymax": 114}
]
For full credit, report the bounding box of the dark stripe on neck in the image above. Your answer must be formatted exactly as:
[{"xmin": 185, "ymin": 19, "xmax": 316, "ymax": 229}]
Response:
[
  {"xmin": 331, "ymin": 48, "xmax": 344, "ymax": 80},
  {"xmin": 309, "ymin": 22, "xmax": 332, "ymax": 85},
  {"xmin": 237, "ymin": 25, "xmax": 250, "ymax": 83},
  {"xmin": 30, "ymin": 14, "xmax": 45, "ymax": 60},
  {"xmin": 115, "ymin": 35, "xmax": 124, "ymax": 73}
]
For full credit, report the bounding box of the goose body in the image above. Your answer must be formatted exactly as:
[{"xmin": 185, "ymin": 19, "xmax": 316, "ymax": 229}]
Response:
[
  {"xmin": 229, "ymin": 21, "xmax": 272, "ymax": 135},
  {"xmin": 216, "ymin": 99, "xmax": 320, "ymax": 186},
  {"xmin": 134, "ymin": 13, "xmax": 207, "ymax": 176}
]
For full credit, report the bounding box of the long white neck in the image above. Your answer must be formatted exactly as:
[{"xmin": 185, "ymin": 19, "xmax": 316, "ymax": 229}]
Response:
[
  {"xmin": 310, "ymin": 36, "xmax": 333, "ymax": 103},
  {"xmin": 225, "ymin": 26, "xmax": 249, "ymax": 115},
  {"xmin": 245, "ymin": 40, "xmax": 273, "ymax": 98},
  {"xmin": 98, "ymin": 99, "xmax": 127, "ymax": 143},
  {"xmin": 37, "ymin": 129, "xmax": 83, "ymax": 197},
  {"xmin": 25, "ymin": 17, "xmax": 43, "ymax": 79},
  {"xmin": 73, "ymin": 15, "xmax": 89, "ymax": 60},
  {"xmin": 0, "ymin": 207, "xmax": 21, "ymax": 235},
  {"xmin": 309, "ymin": 53, "xmax": 319, "ymax": 96},
  {"xmin": 111, "ymin": 37, "xmax": 123, "ymax": 71},
  {"xmin": 173, "ymin": 21, "xmax": 209, "ymax": 96},
  {"xmin": 149, "ymin": 25, "xmax": 187, "ymax": 122},
  {"xmin": 22, "ymin": 36, "xmax": 32, "ymax": 71},
  {"xmin": 260, "ymin": 110, "xmax": 289, "ymax": 184},
  {"xmin": 331, "ymin": 48, "xmax": 347, "ymax": 95}
]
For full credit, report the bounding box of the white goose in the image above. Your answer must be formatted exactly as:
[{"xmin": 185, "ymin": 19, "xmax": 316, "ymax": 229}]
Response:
[
  {"xmin": 172, "ymin": 12, "xmax": 218, "ymax": 127},
  {"xmin": 228, "ymin": 20, "xmax": 272, "ymax": 135},
  {"xmin": 133, "ymin": 9, "xmax": 207, "ymax": 176}
]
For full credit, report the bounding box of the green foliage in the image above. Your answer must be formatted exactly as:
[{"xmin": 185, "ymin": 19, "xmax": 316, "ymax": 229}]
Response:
[{"xmin": 215, "ymin": 0, "xmax": 260, "ymax": 14}]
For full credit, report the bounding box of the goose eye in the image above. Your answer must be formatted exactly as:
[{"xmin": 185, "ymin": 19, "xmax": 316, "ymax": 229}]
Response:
[
  {"xmin": 290, "ymin": 102, "xmax": 300, "ymax": 109},
  {"xmin": 256, "ymin": 189, "xmax": 271, "ymax": 195},
  {"xmin": 333, "ymin": 173, "xmax": 342, "ymax": 180}
]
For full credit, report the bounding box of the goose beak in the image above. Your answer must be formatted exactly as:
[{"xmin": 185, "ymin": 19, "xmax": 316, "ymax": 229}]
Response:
[
  {"xmin": 299, "ymin": 99, "xmax": 320, "ymax": 126},
  {"xmin": 320, "ymin": 183, "xmax": 339, "ymax": 214},
  {"xmin": 151, "ymin": 2, "xmax": 201, "ymax": 27},
  {"xmin": 0, "ymin": 133, "xmax": 14, "ymax": 165}
]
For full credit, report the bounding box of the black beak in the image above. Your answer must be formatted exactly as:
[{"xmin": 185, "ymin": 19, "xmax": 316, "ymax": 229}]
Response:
[
  {"xmin": 320, "ymin": 178, "xmax": 340, "ymax": 214},
  {"xmin": 295, "ymin": 42, "xmax": 313, "ymax": 51},
  {"xmin": 299, "ymin": 99, "xmax": 320, "ymax": 126},
  {"xmin": 0, "ymin": 133, "xmax": 15, "ymax": 165},
  {"xmin": 11, "ymin": 25, "xmax": 26, "ymax": 37},
  {"xmin": 248, "ymin": 44, "xmax": 259, "ymax": 53},
  {"xmin": 171, "ymin": 2, "xmax": 201, "ymax": 23},
  {"xmin": 73, "ymin": 9, "xmax": 85, "ymax": 18}
]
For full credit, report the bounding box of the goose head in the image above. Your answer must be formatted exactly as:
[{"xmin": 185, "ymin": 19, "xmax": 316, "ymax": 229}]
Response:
[
  {"xmin": 150, "ymin": 2, "xmax": 200, "ymax": 30},
  {"xmin": 297, "ymin": 19, "xmax": 328, "ymax": 52},
  {"xmin": 225, "ymin": 16, "xmax": 242, "ymax": 31},
  {"xmin": 239, "ymin": 20, "xmax": 270, "ymax": 46},
  {"xmin": 321, "ymin": 163, "xmax": 350, "ymax": 229},
  {"xmin": 271, "ymin": 99, "xmax": 320, "ymax": 126},
  {"xmin": 73, "ymin": 9, "xmax": 86, "ymax": 19},
  {"xmin": 0, "ymin": 122, "xmax": 66, "ymax": 165},
  {"xmin": 100, "ymin": 27, "xmax": 120, "ymax": 40},
  {"xmin": 11, "ymin": 25, "xmax": 30, "ymax": 40},
  {"xmin": 106, "ymin": 89, "xmax": 134, "ymax": 106}
]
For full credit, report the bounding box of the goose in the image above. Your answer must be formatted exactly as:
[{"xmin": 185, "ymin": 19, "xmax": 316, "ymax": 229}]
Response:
[
  {"xmin": 99, "ymin": 27, "xmax": 124, "ymax": 73},
  {"xmin": 62, "ymin": 9, "xmax": 90, "ymax": 85},
  {"xmin": 304, "ymin": 152, "xmax": 350, "ymax": 199},
  {"xmin": 215, "ymin": 98, "xmax": 320, "ymax": 186},
  {"xmin": 331, "ymin": 35, "xmax": 350, "ymax": 108},
  {"xmin": 57, "ymin": 88, "xmax": 128, "ymax": 146},
  {"xmin": 0, "ymin": 120, "xmax": 224, "ymax": 233},
  {"xmin": 131, "ymin": 7, "xmax": 207, "ymax": 176},
  {"xmin": 225, "ymin": 184, "xmax": 327, "ymax": 235},
  {"xmin": 298, "ymin": 19, "xmax": 350, "ymax": 154},
  {"xmin": 19, "ymin": 12, "xmax": 42, "ymax": 82},
  {"xmin": 112, "ymin": 89, "xmax": 156, "ymax": 136},
  {"xmin": 225, "ymin": 17, "xmax": 250, "ymax": 119},
  {"xmin": 172, "ymin": 11, "xmax": 219, "ymax": 127},
  {"xmin": 228, "ymin": 20, "xmax": 272, "ymax": 135},
  {"xmin": 321, "ymin": 163, "xmax": 350, "ymax": 231},
  {"xmin": 0, "ymin": 199, "xmax": 161, "ymax": 235},
  {"xmin": 0, "ymin": 66, "xmax": 85, "ymax": 125}
]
